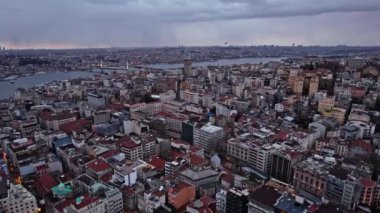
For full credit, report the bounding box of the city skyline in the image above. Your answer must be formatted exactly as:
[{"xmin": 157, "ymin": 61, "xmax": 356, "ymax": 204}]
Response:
[{"xmin": 1, "ymin": 0, "xmax": 380, "ymax": 49}]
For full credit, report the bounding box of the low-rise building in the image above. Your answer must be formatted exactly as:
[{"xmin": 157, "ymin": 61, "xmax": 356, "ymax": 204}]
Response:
[
  {"xmin": 0, "ymin": 181, "xmax": 39, "ymax": 213},
  {"xmin": 168, "ymin": 181, "xmax": 196, "ymax": 210}
]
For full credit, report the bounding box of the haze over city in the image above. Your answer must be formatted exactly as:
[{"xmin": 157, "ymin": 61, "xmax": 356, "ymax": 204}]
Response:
[{"xmin": 1, "ymin": 0, "xmax": 380, "ymax": 49}]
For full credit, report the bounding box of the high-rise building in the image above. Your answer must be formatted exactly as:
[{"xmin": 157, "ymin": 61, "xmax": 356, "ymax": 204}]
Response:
[
  {"xmin": 226, "ymin": 188, "xmax": 249, "ymax": 213},
  {"xmin": 193, "ymin": 123, "xmax": 224, "ymax": 152},
  {"xmin": 309, "ymin": 76, "xmax": 319, "ymax": 96},
  {"xmin": 270, "ymin": 149, "xmax": 303, "ymax": 184},
  {"xmin": 183, "ymin": 57, "xmax": 192, "ymax": 78},
  {"xmin": 293, "ymin": 76, "xmax": 304, "ymax": 95}
]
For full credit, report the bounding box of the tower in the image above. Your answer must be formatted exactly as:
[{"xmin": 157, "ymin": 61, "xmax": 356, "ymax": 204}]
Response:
[{"xmin": 183, "ymin": 57, "xmax": 192, "ymax": 78}]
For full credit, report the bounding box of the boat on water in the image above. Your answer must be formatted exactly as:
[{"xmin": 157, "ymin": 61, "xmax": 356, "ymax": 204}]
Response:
[
  {"xmin": 9, "ymin": 81, "xmax": 15, "ymax": 84},
  {"xmin": 35, "ymin": 71, "xmax": 46, "ymax": 75}
]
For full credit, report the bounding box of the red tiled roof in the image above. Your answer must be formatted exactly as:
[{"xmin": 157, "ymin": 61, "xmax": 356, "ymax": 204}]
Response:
[
  {"xmin": 190, "ymin": 154, "xmax": 208, "ymax": 167},
  {"xmin": 360, "ymin": 177, "xmax": 376, "ymax": 188},
  {"xmin": 35, "ymin": 174, "xmax": 58, "ymax": 193},
  {"xmin": 170, "ymin": 150, "xmax": 183, "ymax": 160},
  {"xmin": 122, "ymin": 186, "xmax": 135, "ymax": 196},
  {"xmin": 152, "ymin": 189, "xmax": 166, "ymax": 197},
  {"xmin": 36, "ymin": 164, "xmax": 50, "ymax": 172},
  {"xmin": 283, "ymin": 149, "xmax": 303, "ymax": 160},
  {"xmin": 86, "ymin": 159, "xmax": 111, "ymax": 173},
  {"xmin": 149, "ymin": 156, "xmax": 166, "ymax": 171},
  {"xmin": 350, "ymin": 140, "xmax": 373, "ymax": 153},
  {"xmin": 172, "ymin": 181, "xmax": 193, "ymax": 194},
  {"xmin": 198, "ymin": 207, "xmax": 213, "ymax": 213},
  {"xmin": 100, "ymin": 171, "xmax": 114, "ymax": 182},
  {"xmin": 189, "ymin": 145, "xmax": 203, "ymax": 153},
  {"xmin": 60, "ymin": 119, "xmax": 90, "ymax": 133},
  {"xmin": 277, "ymin": 130, "xmax": 289, "ymax": 141},
  {"xmin": 99, "ymin": 149, "xmax": 120, "ymax": 159},
  {"xmin": 74, "ymin": 195, "xmax": 100, "ymax": 210},
  {"xmin": 221, "ymin": 174, "xmax": 234, "ymax": 184},
  {"xmin": 200, "ymin": 196, "xmax": 215, "ymax": 206},
  {"xmin": 107, "ymin": 103, "xmax": 126, "ymax": 111},
  {"xmin": 307, "ymin": 204, "xmax": 319, "ymax": 213},
  {"xmin": 57, "ymin": 173, "xmax": 74, "ymax": 183},
  {"xmin": 39, "ymin": 111, "xmax": 76, "ymax": 121},
  {"xmin": 120, "ymin": 137, "xmax": 140, "ymax": 149},
  {"xmin": 54, "ymin": 198, "xmax": 73, "ymax": 213}
]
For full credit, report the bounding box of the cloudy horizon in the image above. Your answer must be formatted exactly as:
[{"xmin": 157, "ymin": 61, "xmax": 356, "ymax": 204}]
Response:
[{"xmin": 1, "ymin": 0, "xmax": 380, "ymax": 49}]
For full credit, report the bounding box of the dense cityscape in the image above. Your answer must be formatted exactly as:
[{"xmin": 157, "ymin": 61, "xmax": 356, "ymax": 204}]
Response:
[
  {"xmin": 2, "ymin": 0, "xmax": 380, "ymax": 212},
  {"xmin": 0, "ymin": 45, "xmax": 379, "ymax": 213}
]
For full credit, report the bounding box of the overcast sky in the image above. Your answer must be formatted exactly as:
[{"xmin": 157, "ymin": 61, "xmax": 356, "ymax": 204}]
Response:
[{"xmin": 1, "ymin": 0, "xmax": 380, "ymax": 49}]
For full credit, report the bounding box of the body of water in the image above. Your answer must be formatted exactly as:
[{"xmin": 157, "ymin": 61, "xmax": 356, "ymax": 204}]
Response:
[
  {"xmin": 0, "ymin": 57, "xmax": 283, "ymax": 100},
  {"xmin": 148, "ymin": 57, "xmax": 284, "ymax": 69},
  {"xmin": 0, "ymin": 71, "xmax": 93, "ymax": 100}
]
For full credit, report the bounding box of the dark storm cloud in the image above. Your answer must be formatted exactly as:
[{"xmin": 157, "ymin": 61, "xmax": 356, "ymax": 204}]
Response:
[{"xmin": 0, "ymin": 0, "xmax": 380, "ymax": 48}]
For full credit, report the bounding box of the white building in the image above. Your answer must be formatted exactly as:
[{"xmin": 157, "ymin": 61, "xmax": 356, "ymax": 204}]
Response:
[
  {"xmin": 159, "ymin": 90, "xmax": 176, "ymax": 102},
  {"xmin": 112, "ymin": 159, "xmax": 148, "ymax": 187},
  {"xmin": 274, "ymin": 103, "xmax": 284, "ymax": 112},
  {"xmin": 91, "ymin": 183, "xmax": 123, "ymax": 213},
  {"xmin": 216, "ymin": 189, "xmax": 227, "ymax": 213},
  {"xmin": 346, "ymin": 121, "xmax": 376, "ymax": 139},
  {"xmin": 202, "ymin": 94, "xmax": 214, "ymax": 108},
  {"xmin": 291, "ymin": 130, "xmax": 320, "ymax": 151},
  {"xmin": 194, "ymin": 123, "xmax": 224, "ymax": 152},
  {"xmin": 123, "ymin": 120, "xmax": 150, "ymax": 136},
  {"xmin": 181, "ymin": 90, "xmax": 200, "ymax": 104},
  {"xmin": 139, "ymin": 190, "xmax": 166, "ymax": 213},
  {"xmin": 227, "ymin": 134, "xmax": 282, "ymax": 175},
  {"xmin": 129, "ymin": 102, "xmax": 162, "ymax": 114},
  {"xmin": 309, "ymin": 122, "xmax": 327, "ymax": 138},
  {"xmin": 61, "ymin": 195, "xmax": 105, "ymax": 213},
  {"xmin": 87, "ymin": 93, "xmax": 106, "ymax": 109},
  {"xmin": 0, "ymin": 182, "xmax": 39, "ymax": 213}
]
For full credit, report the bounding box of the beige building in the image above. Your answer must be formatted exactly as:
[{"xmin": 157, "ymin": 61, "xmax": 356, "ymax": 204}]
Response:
[
  {"xmin": 288, "ymin": 69, "xmax": 300, "ymax": 89},
  {"xmin": 322, "ymin": 107, "xmax": 346, "ymax": 125},
  {"xmin": 293, "ymin": 76, "xmax": 304, "ymax": 95},
  {"xmin": 184, "ymin": 57, "xmax": 192, "ymax": 78},
  {"xmin": 309, "ymin": 76, "xmax": 319, "ymax": 96},
  {"xmin": 318, "ymin": 97, "xmax": 335, "ymax": 112}
]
